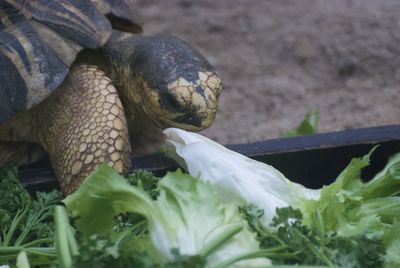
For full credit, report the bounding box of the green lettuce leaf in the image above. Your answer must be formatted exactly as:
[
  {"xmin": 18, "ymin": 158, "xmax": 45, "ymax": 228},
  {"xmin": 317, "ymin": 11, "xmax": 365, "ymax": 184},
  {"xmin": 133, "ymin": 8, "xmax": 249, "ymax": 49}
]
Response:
[
  {"xmin": 300, "ymin": 149, "xmax": 400, "ymax": 267},
  {"xmin": 383, "ymin": 219, "xmax": 400, "ymax": 268},
  {"xmin": 64, "ymin": 164, "xmax": 270, "ymax": 267}
]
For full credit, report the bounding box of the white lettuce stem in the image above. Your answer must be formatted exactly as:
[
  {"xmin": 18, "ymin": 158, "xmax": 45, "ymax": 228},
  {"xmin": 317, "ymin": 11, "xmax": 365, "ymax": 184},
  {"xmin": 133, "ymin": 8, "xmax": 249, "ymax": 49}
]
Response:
[
  {"xmin": 198, "ymin": 224, "xmax": 243, "ymax": 258},
  {"xmin": 211, "ymin": 246, "xmax": 290, "ymax": 268},
  {"xmin": 54, "ymin": 206, "xmax": 73, "ymax": 268},
  {"xmin": 163, "ymin": 128, "xmax": 321, "ymax": 224}
]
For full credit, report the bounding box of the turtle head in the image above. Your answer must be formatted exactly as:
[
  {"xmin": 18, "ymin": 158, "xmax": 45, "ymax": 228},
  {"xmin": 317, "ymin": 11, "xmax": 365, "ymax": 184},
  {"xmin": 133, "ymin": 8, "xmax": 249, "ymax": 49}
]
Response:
[{"xmin": 105, "ymin": 32, "xmax": 222, "ymax": 131}]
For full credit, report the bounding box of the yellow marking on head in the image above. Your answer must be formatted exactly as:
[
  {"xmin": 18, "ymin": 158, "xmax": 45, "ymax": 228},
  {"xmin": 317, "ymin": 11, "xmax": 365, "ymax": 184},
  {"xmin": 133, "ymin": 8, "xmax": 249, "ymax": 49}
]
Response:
[
  {"xmin": 117, "ymin": 64, "xmax": 222, "ymax": 131},
  {"xmin": 168, "ymin": 79, "xmax": 179, "ymax": 89},
  {"xmin": 198, "ymin": 71, "xmax": 208, "ymax": 81},
  {"xmin": 177, "ymin": 77, "xmax": 191, "ymax": 87},
  {"xmin": 136, "ymin": 71, "xmax": 221, "ymax": 130}
]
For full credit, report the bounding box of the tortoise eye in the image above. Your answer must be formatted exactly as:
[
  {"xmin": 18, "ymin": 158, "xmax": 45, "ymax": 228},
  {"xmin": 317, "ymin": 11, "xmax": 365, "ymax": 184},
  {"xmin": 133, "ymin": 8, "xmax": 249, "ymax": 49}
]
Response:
[{"xmin": 163, "ymin": 93, "xmax": 184, "ymax": 112}]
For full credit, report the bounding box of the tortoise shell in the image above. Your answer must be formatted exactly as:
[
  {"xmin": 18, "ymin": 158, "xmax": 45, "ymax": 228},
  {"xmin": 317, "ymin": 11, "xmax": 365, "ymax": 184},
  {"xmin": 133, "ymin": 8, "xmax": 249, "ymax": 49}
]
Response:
[{"xmin": 0, "ymin": 0, "xmax": 141, "ymax": 125}]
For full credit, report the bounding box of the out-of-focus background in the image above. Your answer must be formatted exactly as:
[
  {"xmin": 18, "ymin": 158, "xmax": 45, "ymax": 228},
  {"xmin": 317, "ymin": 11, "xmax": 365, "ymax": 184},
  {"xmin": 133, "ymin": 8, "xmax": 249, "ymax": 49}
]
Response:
[{"xmin": 133, "ymin": 0, "xmax": 400, "ymax": 153}]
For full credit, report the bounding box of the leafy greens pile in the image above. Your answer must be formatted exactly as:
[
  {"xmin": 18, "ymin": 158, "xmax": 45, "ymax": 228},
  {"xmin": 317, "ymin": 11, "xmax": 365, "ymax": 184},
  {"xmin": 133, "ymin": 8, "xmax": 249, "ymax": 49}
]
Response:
[
  {"xmin": 1, "ymin": 127, "xmax": 399, "ymax": 267},
  {"xmin": 164, "ymin": 128, "xmax": 400, "ymax": 268},
  {"xmin": 0, "ymin": 166, "xmax": 63, "ymax": 267}
]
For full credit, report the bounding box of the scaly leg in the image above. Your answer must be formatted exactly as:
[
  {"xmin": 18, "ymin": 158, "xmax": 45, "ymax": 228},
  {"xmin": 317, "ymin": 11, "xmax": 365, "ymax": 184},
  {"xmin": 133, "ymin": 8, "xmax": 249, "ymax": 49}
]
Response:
[{"xmin": 35, "ymin": 65, "xmax": 132, "ymax": 194}]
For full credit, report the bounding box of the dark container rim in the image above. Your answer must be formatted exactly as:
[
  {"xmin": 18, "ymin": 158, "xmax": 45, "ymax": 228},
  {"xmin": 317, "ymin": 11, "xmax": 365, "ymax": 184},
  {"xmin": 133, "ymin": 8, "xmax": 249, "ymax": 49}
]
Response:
[{"xmin": 19, "ymin": 124, "xmax": 400, "ymax": 191}]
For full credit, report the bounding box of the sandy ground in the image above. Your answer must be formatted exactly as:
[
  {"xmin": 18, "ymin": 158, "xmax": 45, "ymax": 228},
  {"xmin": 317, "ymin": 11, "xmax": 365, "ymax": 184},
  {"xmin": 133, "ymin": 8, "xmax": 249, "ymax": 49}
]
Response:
[{"xmin": 132, "ymin": 0, "xmax": 400, "ymax": 153}]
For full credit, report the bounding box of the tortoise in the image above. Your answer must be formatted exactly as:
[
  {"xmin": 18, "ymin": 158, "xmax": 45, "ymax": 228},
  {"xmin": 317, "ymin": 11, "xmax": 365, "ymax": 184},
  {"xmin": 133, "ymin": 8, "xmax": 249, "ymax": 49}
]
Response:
[{"xmin": 0, "ymin": 0, "xmax": 222, "ymax": 194}]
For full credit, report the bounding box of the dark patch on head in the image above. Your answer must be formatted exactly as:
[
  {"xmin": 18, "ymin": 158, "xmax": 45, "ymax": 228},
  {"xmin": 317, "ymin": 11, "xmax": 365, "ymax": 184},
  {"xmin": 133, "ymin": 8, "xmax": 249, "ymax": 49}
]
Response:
[
  {"xmin": 195, "ymin": 85, "xmax": 206, "ymax": 96},
  {"xmin": 0, "ymin": 53, "xmax": 28, "ymax": 125},
  {"xmin": 174, "ymin": 113, "xmax": 202, "ymax": 127},
  {"xmin": 159, "ymin": 93, "xmax": 186, "ymax": 113},
  {"xmin": 125, "ymin": 35, "xmax": 213, "ymax": 110}
]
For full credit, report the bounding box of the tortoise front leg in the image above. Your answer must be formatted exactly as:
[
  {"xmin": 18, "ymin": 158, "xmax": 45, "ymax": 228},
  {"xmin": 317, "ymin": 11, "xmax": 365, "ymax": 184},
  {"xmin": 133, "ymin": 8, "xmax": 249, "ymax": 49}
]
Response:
[{"xmin": 36, "ymin": 65, "xmax": 132, "ymax": 194}]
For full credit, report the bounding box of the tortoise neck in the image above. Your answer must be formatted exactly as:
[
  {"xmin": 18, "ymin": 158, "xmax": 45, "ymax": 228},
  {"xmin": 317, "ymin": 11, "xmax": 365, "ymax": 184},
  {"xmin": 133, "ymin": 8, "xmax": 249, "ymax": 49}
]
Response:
[
  {"xmin": 75, "ymin": 50, "xmax": 114, "ymax": 76},
  {"xmin": 101, "ymin": 31, "xmax": 147, "ymax": 119},
  {"xmin": 74, "ymin": 46, "xmax": 144, "ymax": 119}
]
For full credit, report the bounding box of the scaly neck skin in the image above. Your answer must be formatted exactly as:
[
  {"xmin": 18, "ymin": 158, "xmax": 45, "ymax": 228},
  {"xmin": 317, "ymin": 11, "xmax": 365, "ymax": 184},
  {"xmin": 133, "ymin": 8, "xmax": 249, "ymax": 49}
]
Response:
[{"xmin": 101, "ymin": 32, "xmax": 147, "ymax": 120}]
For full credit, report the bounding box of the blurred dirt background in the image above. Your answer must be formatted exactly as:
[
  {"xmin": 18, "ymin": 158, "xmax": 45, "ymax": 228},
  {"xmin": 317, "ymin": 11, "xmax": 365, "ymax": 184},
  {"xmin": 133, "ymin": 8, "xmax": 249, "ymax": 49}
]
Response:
[{"xmin": 133, "ymin": 0, "xmax": 400, "ymax": 153}]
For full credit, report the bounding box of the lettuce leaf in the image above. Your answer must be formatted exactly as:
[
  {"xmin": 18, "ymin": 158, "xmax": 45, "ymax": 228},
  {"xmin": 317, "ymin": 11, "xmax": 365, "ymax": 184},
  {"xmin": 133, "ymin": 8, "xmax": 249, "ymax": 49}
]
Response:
[
  {"xmin": 164, "ymin": 128, "xmax": 320, "ymax": 224},
  {"xmin": 301, "ymin": 149, "xmax": 400, "ymax": 267},
  {"xmin": 63, "ymin": 164, "xmax": 270, "ymax": 267}
]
